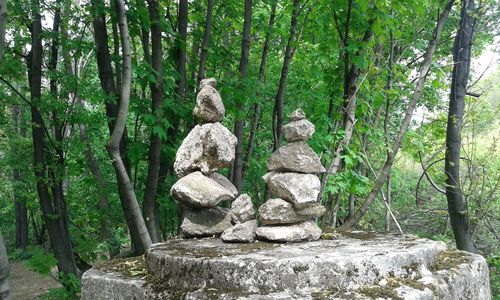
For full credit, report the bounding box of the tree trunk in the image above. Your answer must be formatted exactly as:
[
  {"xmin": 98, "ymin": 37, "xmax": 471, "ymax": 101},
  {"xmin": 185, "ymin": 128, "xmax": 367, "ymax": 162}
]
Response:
[
  {"xmin": 341, "ymin": 0, "xmax": 454, "ymax": 228},
  {"xmin": 29, "ymin": 0, "xmax": 79, "ymax": 278},
  {"xmin": 175, "ymin": 0, "xmax": 188, "ymax": 100},
  {"xmin": 91, "ymin": 0, "xmax": 144, "ymax": 253},
  {"xmin": 0, "ymin": 0, "xmax": 6, "ymax": 64},
  {"xmin": 272, "ymin": 0, "xmax": 300, "ymax": 151},
  {"xmin": 196, "ymin": 0, "xmax": 214, "ymax": 86},
  {"xmin": 445, "ymin": 0, "xmax": 476, "ymax": 253},
  {"xmin": 106, "ymin": 0, "xmax": 152, "ymax": 254},
  {"xmin": 242, "ymin": 0, "xmax": 277, "ymax": 181},
  {"xmin": 142, "ymin": 0, "xmax": 165, "ymax": 243},
  {"xmin": 0, "ymin": 232, "xmax": 10, "ymax": 300},
  {"xmin": 231, "ymin": 0, "xmax": 252, "ymax": 192},
  {"xmin": 385, "ymin": 174, "xmax": 391, "ymax": 231}
]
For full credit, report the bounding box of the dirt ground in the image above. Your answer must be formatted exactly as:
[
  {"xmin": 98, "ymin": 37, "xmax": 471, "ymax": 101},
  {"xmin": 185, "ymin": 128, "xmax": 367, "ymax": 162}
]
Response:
[{"xmin": 9, "ymin": 262, "xmax": 61, "ymax": 300}]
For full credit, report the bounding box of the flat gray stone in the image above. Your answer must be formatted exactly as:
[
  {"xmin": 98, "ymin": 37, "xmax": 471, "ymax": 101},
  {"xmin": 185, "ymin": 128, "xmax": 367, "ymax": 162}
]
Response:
[
  {"xmin": 282, "ymin": 119, "xmax": 315, "ymax": 142},
  {"xmin": 255, "ymin": 220, "xmax": 321, "ymax": 242},
  {"xmin": 180, "ymin": 207, "xmax": 232, "ymax": 238},
  {"xmin": 263, "ymin": 171, "xmax": 320, "ymax": 209},
  {"xmin": 171, "ymin": 171, "xmax": 235, "ymax": 208},
  {"xmin": 230, "ymin": 194, "xmax": 256, "ymax": 224},
  {"xmin": 289, "ymin": 108, "xmax": 306, "ymax": 122},
  {"xmin": 174, "ymin": 122, "xmax": 237, "ymax": 177},
  {"xmin": 193, "ymin": 85, "xmax": 225, "ymax": 122},
  {"xmin": 267, "ymin": 142, "xmax": 326, "ymax": 174},
  {"xmin": 82, "ymin": 233, "xmax": 491, "ymax": 299},
  {"xmin": 221, "ymin": 220, "xmax": 257, "ymax": 243},
  {"xmin": 258, "ymin": 198, "xmax": 308, "ymax": 225},
  {"xmin": 296, "ymin": 203, "xmax": 326, "ymax": 218},
  {"xmin": 209, "ymin": 173, "xmax": 238, "ymax": 197}
]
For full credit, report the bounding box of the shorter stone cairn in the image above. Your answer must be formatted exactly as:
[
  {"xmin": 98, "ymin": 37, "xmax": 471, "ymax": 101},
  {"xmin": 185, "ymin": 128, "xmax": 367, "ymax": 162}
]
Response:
[
  {"xmin": 170, "ymin": 78, "xmax": 256, "ymax": 240},
  {"xmin": 256, "ymin": 108, "xmax": 326, "ymax": 242}
]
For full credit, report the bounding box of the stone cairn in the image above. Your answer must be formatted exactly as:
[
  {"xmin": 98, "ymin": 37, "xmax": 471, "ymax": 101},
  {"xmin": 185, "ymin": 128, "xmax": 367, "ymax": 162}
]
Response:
[
  {"xmin": 256, "ymin": 108, "xmax": 326, "ymax": 242},
  {"xmin": 170, "ymin": 78, "xmax": 257, "ymax": 241}
]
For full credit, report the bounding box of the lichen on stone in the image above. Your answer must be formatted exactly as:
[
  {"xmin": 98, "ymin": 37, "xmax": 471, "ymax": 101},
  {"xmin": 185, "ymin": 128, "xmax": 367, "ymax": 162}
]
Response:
[{"xmin": 430, "ymin": 250, "xmax": 472, "ymax": 271}]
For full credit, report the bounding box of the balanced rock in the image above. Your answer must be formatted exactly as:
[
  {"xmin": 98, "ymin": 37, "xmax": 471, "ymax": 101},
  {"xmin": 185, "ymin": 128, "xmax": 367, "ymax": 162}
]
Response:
[
  {"xmin": 209, "ymin": 173, "xmax": 238, "ymax": 197},
  {"xmin": 267, "ymin": 141, "xmax": 326, "ymax": 174},
  {"xmin": 282, "ymin": 119, "xmax": 315, "ymax": 142},
  {"xmin": 289, "ymin": 108, "xmax": 306, "ymax": 122},
  {"xmin": 181, "ymin": 207, "xmax": 232, "ymax": 237},
  {"xmin": 170, "ymin": 171, "xmax": 235, "ymax": 208},
  {"xmin": 174, "ymin": 122, "xmax": 237, "ymax": 177},
  {"xmin": 199, "ymin": 77, "xmax": 217, "ymax": 89},
  {"xmin": 230, "ymin": 194, "xmax": 255, "ymax": 224},
  {"xmin": 256, "ymin": 220, "xmax": 321, "ymax": 242},
  {"xmin": 296, "ymin": 203, "xmax": 326, "ymax": 218},
  {"xmin": 193, "ymin": 85, "xmax": 225, "ymax": 122},
  {"xmin": 258, "ymin": 198, "xmax": 308, "ymax": 225},
  {"xmin": 263, "ymin": 172, "xmax": 320, "ymax": 209},
  {"xmin": 221, "ymin": 220, "xmax": 257, "ymax": 243}
]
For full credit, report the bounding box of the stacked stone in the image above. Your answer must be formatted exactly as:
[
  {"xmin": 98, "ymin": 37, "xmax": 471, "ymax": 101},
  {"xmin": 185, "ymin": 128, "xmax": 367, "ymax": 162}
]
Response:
[
  {"xmin": 170, "ymin": 78, "xmax": 244, "ymax": 238},
  {"xmin": 256, "ymin": 109, "xmax": 326, "ymax": 242}
]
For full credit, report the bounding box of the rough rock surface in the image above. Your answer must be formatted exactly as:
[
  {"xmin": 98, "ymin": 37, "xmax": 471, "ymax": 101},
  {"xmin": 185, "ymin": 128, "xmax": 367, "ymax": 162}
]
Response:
[
  {"xmin": 267, "ymin": 142, "xmax": 326, "ymax": 174},
  {"xmin": 221, "ymin": 220, "xmax": 257, "ymax": 243},
  {"xmin": 193, "ymin": 85, "xmax": 225, "ymax": 122},
  {"xmin": 256, "ymin": 220, "xmax": 321, "ymax": 242},
  {"xmin": 289, "ymin": 108, "xmax": 306, "ymax": 122},
  {"xmin": 209, "ymin": 172, "xmax": 238, "ymax": 198},
  {"xmin": 81, "ymin": 232, "xmax": 491, "ymax": 299},
  {"xmin": 263, "ymin": 171, "xmax": 320, "ymax": 209},
  {"xmin": 282, "ymin": 119, "xmax": 315, "ymax": 142},
  {"xmin": 170, "ymin": 171, "xmax": 235, "ymax": 208},
  {"xmin": 230, "ymin": 194, "xmax": 255, "ymax": 224},
  {"xmin": 174, "ymin": 122, "xmax": 237, "ymax": 177},
  {"xmin": 199, "ymin": 77, "xmax": 217, "ymax": 89},
  {"xmin": 258, "ymin": 198, "xmax": 308, "ymax": 225},
  {"xmin": 296, "ymin": 203, "xmax": 326, "ymax": 218},
  {"xmin": 180, "ymin": 207, "xmax": 232, "ymax": 237}
]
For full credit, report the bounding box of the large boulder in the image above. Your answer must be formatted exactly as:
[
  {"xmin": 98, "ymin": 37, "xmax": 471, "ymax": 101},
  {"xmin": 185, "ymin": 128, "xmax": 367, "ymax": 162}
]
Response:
[
  {"xmin": 221, "ymin": 220, "xmax": 257, "ymax": 243},
  {"xmin": 266, "ymin": 141, "xmax": 326, "ymax": 174},
  {"xmin": 230, "ymin": 194, "xmax": 255, "ymax": 224},
  {"xmin": 263, "ymin": 171, "xmax": 320, "ymax": 209},
  {"xmin": 170, "ymin": 172, "xmax": 235, "ymax": 208},
  {"xmin": 258, "ymin": 198, "xmax": 308, "ymax": 225},
  {"xmin": 282, "ymin": 119, "xmax": 315, "ymax": 142},
  {"xmin": 255, "ymin": 220, "xmax": 321, "ymax": 242},
  {"xmin": 174, "ymin": 122, "xmax": 237, "ymax": 177},
  {"xmin": 180, "ymin": 207, "xmax": 232, "ymax": 237},
  {"xmin": 193, "ymin": 85, "xmax": 225, "ymax": 122}
]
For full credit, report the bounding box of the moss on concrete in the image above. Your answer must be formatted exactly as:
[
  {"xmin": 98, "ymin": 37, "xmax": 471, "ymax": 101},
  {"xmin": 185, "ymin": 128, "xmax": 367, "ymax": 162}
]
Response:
[
  {"xmin": 430, "ymin": 250, "xmax": 472, "ymax": 271},
  {"xmin": 95, "ymin": 256, "xmax": 147, "ymax": 278}
]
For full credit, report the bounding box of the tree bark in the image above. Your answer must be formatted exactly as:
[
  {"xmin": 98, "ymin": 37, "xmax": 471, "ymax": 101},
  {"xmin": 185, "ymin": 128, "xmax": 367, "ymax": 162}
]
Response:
[
  {"xmin": 231, "ymin": 0, "xmax": 252, "ymax": 192},
  {"xmin": 196, "ymin": 0, "xmax": 214, "ymax": 86},
  {"xmin": 175, "ymin": 0, "xmax": 188, "ymax": 100},
  {"xmin": 0, "ymin": 0, "xmax": 6, "ymax": 64},
  {"xmin": 142, "ymin": 0, "xmax": 165, "ymax": 243},
  {"xmin": 106, "ymin": 0, "xmax": 152, "ymax": 254},
  {"xmin": 272, "ymin": 0, "xmax": 300, "ymax": 151},
  {"xmin": 341, "ymin": 0, "xmax": 454, "ymax": 228},
  {"xmin": 29, "ymin": 0, "xmax": 79, "ymax": 278},
  {"xmin": 445, "ymin": 0, "xmax": 476, "ymax": 253},
  {"xmin": 242, "ymin": 0, "xmax": 277, "ymax": 181},
  {"xmin": 91, "ymin": 0, "xmax": 144, "ymax": 253}
]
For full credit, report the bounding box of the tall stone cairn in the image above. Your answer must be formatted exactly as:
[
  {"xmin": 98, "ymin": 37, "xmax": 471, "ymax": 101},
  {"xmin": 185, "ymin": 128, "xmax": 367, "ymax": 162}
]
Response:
[
  {"xmin": 171, "ymin": 78, "xmax": 256, "ymax": 239},
  {"xmin": 256, "ymin": 108, "xmax": 326, "ymax": 242}
]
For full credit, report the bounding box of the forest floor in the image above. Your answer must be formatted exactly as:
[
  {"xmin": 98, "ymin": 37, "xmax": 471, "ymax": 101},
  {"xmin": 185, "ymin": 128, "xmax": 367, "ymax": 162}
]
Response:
[{"xmin": 9, "ymin": 262, "xmax": 61, "ymax": 300}]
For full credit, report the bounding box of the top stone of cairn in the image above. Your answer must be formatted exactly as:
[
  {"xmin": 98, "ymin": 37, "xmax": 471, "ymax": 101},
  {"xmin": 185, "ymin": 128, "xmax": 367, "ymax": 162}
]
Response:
[
  {"xmin": 193, "ymin": 78, "xmax": 225, "ymax": 123},
  {"xmin": 289, "ymin": 108, "xmax": 306, "ymax": 122}
]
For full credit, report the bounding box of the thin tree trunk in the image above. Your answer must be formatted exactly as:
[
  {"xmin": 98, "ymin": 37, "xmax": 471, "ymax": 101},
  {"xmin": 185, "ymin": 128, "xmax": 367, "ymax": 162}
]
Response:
[
  {"xmin": 385, "ymin": 174, "xmax": 391, "ymax": 231},
  {"xmin": 0, "ymin": 0, "xmax": 6, "ymax": 63},
  {"xmin": 231, "ymin": 0, "xmax": 252, "ymax": 192},
  {"xmin": 384, "ymin": 29, "xmax": 394, "ymax": 233},
  {"xmin": 272, "ymin": 0, "xmax": 300, "ymax": 151},
  {"xmin": 29, "ymin": 0, "xmax": 79, "ymax": 278},
  {"xmin": 142, "ymin": 0, "xmax": 165, "ymax": 243},
  {"xmin": 445, "ymin": 0, "xmax": 476, "ymax": 253},
  {"xmin": 242, "ymin": 0, "xmax": 277, "ymax": 181},
  {"xmin": 196, "ymin": 0, "xmax": 214, "ymax": 86},
  {"xmin": 175, "ymin": 0, "xmax": 188, "ymax": 100},
  {"xmin": 106, "ymin": 0, "xmax": 152, "ymax": 254},
  {"xmin": 91, "ymin": 0, "xmax": 144, "ymax": 253},
  {"xmin": 341, "ymin": 0, "xmax": 454, "ymax": 228}
]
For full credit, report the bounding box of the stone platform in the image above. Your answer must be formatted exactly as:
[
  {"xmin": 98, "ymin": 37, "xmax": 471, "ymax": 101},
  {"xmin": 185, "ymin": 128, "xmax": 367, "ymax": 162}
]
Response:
[{"xmin": 81, "ymin": 231, "xmax": 491, "ymax": 299}]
